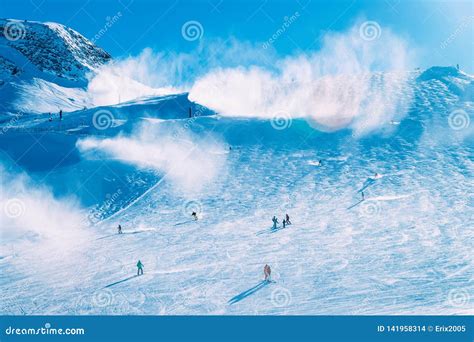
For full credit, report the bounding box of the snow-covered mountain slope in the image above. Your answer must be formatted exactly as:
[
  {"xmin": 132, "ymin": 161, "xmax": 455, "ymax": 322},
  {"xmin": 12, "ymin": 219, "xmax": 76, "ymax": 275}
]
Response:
[
  {"xmin": 0, "ymin": 19, "xmax": 110, "ymax": 117},
  {"xmin": 0, "ymin": 19, "xmax": 110, "ymax": 82},
  {"xmin": 0, "ymin": 65, "xmax": 472, "ymax": 315}
]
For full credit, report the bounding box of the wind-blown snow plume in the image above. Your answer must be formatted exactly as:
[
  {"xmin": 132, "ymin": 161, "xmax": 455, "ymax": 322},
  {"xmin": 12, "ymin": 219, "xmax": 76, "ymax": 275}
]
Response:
[
  {"xmin": 88, "ymin": 22, "xmax": 415, "ymax": 133},
  {"xmin": 87, "ymin": 49, "xmax": 180, "ymax": 106},
  {"xmin": 76, "ymin": 124, "xmax": 227, "ymax": 195},
  {"xmin": 87, "ymin": 40, "xmax": 273, "ymax": 106},
  {"xmin": 0, "ymin": 167, "xmax": 91, "ymax": 256},
  {"xmin": 189, "ymin": 23, "xmax": 415, "ymax": 134}
]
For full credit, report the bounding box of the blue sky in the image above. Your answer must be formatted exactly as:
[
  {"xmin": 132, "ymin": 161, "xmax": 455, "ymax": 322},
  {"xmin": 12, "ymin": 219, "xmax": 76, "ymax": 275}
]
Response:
[{"xmin": 1, "ymin": 0, "xmax": 473, "ymax": 72}]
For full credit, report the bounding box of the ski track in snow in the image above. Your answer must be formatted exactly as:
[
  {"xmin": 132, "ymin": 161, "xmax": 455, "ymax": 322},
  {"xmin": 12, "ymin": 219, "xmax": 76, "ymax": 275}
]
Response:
[
  {"xmin": 1, "ymin": 132, "xmax": 472, "ymax": 315},
  {"xmin": 1, "ymin": 70, "xmax": 473, "ymax": 315}
]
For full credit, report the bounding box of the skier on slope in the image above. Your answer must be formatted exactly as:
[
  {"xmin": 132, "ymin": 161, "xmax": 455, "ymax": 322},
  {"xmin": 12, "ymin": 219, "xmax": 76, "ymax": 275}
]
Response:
[
  {"xmin": 361, "ymin": 191, "xmax": 365, "ymax": 201},
  {"xmin": 191, "ymin": 211, "xmax": 198, "ymax": 221},
  {"xmin": 285, "ymin": 214, "xmax": 291, "ymax": 225},
  {"xmin": 360, "ymin": 172, "xmax": 381, "ymax": 192},
  {"xmin": 264, "ymin": 264, "xmax": 271, "ymax": 281},
  {"xmin": 137, "ymin": 260, "xmax": 144, "ymax": 276},
  {"xmin": 371, "ymin": 172, "xmax": 382, "ymax": 180},
  {"xmin": 272, "ymin": 216, "xmax": 278, "ymax": 230},
  {"xmin": 282, "ymin": 218, "xmax": 286, "ymax": 229},
  {"xmin": 59, "ymin": 109, "xmax": 63, "ymax": 120},
  {"xmin": 117, "ymin": 224, "xmax": 122, "ymax": 234}
]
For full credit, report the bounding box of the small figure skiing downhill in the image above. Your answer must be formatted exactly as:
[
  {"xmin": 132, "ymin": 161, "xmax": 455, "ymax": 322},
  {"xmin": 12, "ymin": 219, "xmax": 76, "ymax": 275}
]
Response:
[
  {"xmin": 272, "ymin": 216, "xmax": 278, "ymax": 230},
  {"xmin": 359, "ymin": 172, "xmax": 383, "ymax": 193},
  {"xmin": 371, "ymin": 172, "xmax": 382, "ymax": 180},
  {"xmin": 282, "ymin": 213, "xmax": 291, "ymax": 229},
  {"xmin": 117, "ymin": 224, "xmax": 122, "ymax": 234},
  {"xmin": 264, "ymin": 264, "xmax": 271, "ymax": 282},
  {"xmin": 137, "ymin": 260, "xmax": 144, "ymax": 276}
]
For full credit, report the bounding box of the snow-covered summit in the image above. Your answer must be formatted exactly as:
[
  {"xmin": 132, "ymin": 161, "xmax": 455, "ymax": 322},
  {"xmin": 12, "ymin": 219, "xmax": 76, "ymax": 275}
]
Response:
[
  {"xmin": 416, "ymin": 66, "xmax": 473, "ymax": 99},
  {"xmin": 0, "ymin": 19, "xmax": 111, "ymax": 83},
  {"xmin": 0, "ymin": 19, "xmax": 113, "ymax": 117}
]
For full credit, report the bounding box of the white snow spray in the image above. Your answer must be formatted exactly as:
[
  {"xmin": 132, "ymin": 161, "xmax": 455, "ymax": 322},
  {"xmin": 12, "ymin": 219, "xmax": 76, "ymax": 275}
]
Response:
[
  {"xmin": 189, "ymin": 23, "xmax": 415, "ymax": 134},
  {"xmin": 0, "ymin": 168, "xmax": 87, "ymax": 244},
  {"xmin": 76, "ymin": 123, "xmax": 227, "ymax": 196},
  {"xmin": 0, "ymin": 166, "xmax": 94, "ymax": 282},
  {"xmin": 87, "ymin": 38, "xmax": 272, "ymax": 106},
  {"xmin": 87, "ymin": 21, "xmax": 415, "ymax": 135}
]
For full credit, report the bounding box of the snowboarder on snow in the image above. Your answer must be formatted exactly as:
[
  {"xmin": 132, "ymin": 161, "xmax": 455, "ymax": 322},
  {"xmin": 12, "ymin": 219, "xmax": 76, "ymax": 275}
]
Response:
[
  {"xmin": 191, "ymin": 211, "xmax": 198, "ymax": 220},
  {"xmin": 285, "ymin": 214, "xmax": 291, "ymax": 225},
  {"xmin": 137, "ymin": 260, "xmax": 144, "ymax": 276},
  {"xmin": 272, "ymin": 216, "xmax": 278, "ymax": 230},
  {"xmin": 118, "ymin": 224, "xmax": 122, "ymax": 234},
  {"xmin": 264, "ymin": 264, "xmax": 271, "ymax": 281}
]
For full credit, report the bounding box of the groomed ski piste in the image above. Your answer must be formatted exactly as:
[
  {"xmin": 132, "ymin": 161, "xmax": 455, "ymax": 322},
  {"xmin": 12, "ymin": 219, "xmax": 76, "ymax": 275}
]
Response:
[
  {"xmin": 1, "ymin": 74, "xmax": 473, "ymax": 315},
  {"xmin": 0, "ymin": 19, "xmax": 473, "ymax": 316}
]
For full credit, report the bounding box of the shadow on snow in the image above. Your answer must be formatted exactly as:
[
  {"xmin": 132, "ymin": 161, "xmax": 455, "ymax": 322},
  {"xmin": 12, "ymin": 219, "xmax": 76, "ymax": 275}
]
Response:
[
  {"xmin": 228, "ymin": 280, "xmax": 272, "ymax": 305},
  {"xmin": 347, "ymin": 199, "xmax": 364, "ymax": 210},
  {"xmin": 96, "ymin": 230, "xmax": 154, "ymax": 240},
  {"xmin": 256, "ymin": 225, "xmax": 291, "ymax": 236},
  {"xmin": 104, "ymin": 275, "xmax": 139, "ymax": 288},
  {"xmin": 173, "ymin": 220, "xmax": 196, "ymax": 226}
]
